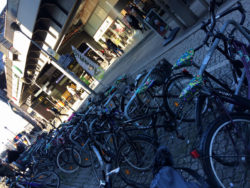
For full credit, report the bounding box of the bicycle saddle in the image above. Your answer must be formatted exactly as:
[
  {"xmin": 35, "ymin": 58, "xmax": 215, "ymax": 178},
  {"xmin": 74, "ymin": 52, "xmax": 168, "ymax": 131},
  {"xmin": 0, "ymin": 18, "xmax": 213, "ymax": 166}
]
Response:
[
  {"xmin": 179, "ymin": 75, "xmax": 203, "ymax": 101},
  {"xmin": 172, "ymin": 49, "xmax": 194, "ymax": 70},
  {"xmin": 136, "ymin": 77, "xmax": 154, "ymax": 94}
]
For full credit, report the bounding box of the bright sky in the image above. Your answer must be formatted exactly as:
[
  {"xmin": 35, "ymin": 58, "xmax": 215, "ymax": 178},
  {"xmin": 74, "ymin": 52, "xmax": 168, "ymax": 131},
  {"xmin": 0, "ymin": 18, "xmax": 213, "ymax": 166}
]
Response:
[
  {"xmin": 0, "ymin": 100, "xmax": 29, "ymax": 153},
  {"xmin": 0, "ymin": 0, "xmax": 28, "ymax": 154},
  {"xmin": 0, "ymin": 0, "xmax": 7, "ymax": 13}
]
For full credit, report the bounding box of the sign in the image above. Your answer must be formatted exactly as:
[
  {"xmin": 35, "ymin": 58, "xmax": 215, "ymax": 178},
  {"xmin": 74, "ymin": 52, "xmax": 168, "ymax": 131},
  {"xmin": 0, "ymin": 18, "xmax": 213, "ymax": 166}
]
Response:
[
  {"xmin": 72, "ymin": 46, "xmax": 104, "ymax": 81},
  {"xmin": 145, "ymin": 9, "xmax": 169, "ymax": 37}
]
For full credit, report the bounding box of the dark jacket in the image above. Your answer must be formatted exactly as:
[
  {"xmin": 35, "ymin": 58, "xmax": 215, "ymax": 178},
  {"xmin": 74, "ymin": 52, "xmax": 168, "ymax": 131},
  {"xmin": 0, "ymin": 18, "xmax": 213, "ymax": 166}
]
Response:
[
  {"xmin": 0, "ymin": 163, "xmax": 15, "ymax": 177},
  {"xmin": 7, "ymin": 150, "xmax": 21, "ymax": 163},
  {"xmin": 106, "ymin": 39, "xmax": 117, "ymax": 50}
]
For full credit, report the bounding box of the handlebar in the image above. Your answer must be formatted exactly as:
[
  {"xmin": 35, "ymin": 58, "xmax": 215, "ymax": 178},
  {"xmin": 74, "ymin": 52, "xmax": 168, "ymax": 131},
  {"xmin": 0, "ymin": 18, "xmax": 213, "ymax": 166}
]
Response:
[{"xmin": 196, "ymin": 1, "xmax": 245, "ymax": 50}]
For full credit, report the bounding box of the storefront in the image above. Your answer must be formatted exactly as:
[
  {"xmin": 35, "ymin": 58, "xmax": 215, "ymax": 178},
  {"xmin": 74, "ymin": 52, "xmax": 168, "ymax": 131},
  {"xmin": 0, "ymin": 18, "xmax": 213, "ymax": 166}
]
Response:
[{"xmin": 95, "ymin": 16, "xmax": 133, "ymax": 52}]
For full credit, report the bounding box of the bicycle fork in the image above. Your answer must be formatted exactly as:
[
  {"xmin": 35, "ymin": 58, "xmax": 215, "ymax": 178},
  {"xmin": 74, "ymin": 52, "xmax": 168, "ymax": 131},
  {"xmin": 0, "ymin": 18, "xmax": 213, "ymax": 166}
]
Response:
[{"xmin": 90, "ymin": 145, "xmax": 120, "ymax": 187}]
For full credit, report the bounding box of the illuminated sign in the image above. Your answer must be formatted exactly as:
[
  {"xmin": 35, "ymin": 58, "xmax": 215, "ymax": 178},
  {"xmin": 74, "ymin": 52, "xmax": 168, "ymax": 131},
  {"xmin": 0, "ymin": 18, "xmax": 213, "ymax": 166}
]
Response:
[{"xmin": 12, "ymin": 65, "xmax": 23, "ymax": 102}]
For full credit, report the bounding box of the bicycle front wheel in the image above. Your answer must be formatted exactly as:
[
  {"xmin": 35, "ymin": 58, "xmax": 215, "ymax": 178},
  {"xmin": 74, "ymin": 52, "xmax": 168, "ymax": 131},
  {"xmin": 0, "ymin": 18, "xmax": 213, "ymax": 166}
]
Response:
[
  {"xmin": 116, "ymin": 135, "xmax": 157, "ymax": 187},
  {"xmin": 56, "ymin": 147, "xmax": 81, "ymax": 174},
  {"xmin": 28, "ymin": 171, "xmax": 60, "ymax": 188},
  {"xmin": 202, "ymin": 114, "xmax": 250, "ymax": 188}
]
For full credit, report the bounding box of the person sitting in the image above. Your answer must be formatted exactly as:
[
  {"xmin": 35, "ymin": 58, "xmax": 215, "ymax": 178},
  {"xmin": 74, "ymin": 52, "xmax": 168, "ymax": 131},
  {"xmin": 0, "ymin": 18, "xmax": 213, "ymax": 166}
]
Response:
[{"xmin": 151, "ymin": 146, "xmax": 206, "ymax": 188}]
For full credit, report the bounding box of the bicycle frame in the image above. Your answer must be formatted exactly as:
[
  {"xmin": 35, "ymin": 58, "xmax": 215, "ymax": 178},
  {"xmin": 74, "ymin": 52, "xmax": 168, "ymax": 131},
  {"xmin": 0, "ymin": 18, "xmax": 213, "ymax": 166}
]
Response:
[{"xmin": 185, "ymin": 20, "xmax": 250, "ymax": 156}]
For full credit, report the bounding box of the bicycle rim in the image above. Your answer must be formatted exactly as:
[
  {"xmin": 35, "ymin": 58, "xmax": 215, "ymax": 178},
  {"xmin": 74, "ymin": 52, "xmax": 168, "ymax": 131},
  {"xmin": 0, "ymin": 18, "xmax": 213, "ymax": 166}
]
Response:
[
  {"xmin": 117, "ymin": 136, "xmax": 157, "ymax": 187},
  {"xmin": 203, "ymin": 115, "xmax": 250, "ymax": 187},
  {"xmin": 72, "ymin": 143, "xmax": 92, "ymax": 168},
  {"xmin": 56, "ymin": 147, "xmax": 80, "ymax": 173}
]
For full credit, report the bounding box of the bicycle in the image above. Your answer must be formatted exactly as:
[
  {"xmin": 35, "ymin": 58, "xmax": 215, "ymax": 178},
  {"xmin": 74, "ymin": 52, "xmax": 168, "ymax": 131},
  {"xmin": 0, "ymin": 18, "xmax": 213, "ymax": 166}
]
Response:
[
  {"xmin": 69, "ymin": 110, "xmax": 158, "ymax": 187},
  {"xmin": 177, "ymin": 1, "xmax": 250, "ymax": 186}
]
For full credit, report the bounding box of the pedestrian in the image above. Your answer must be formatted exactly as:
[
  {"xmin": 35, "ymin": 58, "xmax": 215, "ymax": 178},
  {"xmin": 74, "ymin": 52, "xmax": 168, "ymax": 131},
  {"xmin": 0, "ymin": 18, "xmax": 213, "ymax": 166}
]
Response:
[
  {"xmin": 106, "ymin": 38, "xmax": 124, "ymax": 57},
  {"xmin": 6, "ymin": 149, "xmax": 21, "ymax": 164},
  {"xmin": 129, "ymin": 4, "xmax": 149, "ymax": 31},
  {"xmin": 125, "ymin": 13, "xmax": 143, "ymax": 33},
  {"xmin": 6, "ymin": 142, "xmax": 26, "ymax": 164},
  {"xmin": 99, "ymin": 49, "xmax": 113, "ymax": 61},
  {"xmin": 130, "ymin": 4, "xmax": 146, "ymax": 18}
]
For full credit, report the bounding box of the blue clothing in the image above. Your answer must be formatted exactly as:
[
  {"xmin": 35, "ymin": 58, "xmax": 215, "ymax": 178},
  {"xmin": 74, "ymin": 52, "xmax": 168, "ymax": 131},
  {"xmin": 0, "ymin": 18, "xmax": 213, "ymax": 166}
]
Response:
[{"xmin": 150, "ymin": 167, "xmax": 200, "ymax": 188}]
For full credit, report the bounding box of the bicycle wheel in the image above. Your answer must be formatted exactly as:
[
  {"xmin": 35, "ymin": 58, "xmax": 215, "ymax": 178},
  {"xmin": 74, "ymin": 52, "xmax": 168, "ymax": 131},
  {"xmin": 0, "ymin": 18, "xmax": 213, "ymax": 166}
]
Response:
[
  {"xmin": 71, "ymin": 142, "xmax": 92, "ymax": 168},
  {"xmin": 56, "ymin": 147, "xmax": 81, "ymax": 173},
  {"xmin": 163, "ymin": 73, "xmax": 195, "ymax": 122},
  {"xmin": 137, "ymin": 87, "xmax": 164, "ymax": 109},
  {"xmin": 116, "ymin": 135, "xmax": 157, "ymax": 187},
  {"xmin": 28, "ymin": 171, "xmax": 60, "ymax": 188},
  {"xmin": 202, "ymin": 114, "xmax": 250, "ymax": 188},
  {"xmin": 136, "ymin": 73, "xmax": 164, "ymax": 110}
]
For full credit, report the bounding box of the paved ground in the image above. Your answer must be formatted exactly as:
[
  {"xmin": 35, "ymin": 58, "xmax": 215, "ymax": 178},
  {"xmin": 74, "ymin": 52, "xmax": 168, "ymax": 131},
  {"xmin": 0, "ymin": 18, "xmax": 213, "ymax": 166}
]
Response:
[{"xmin": 59, "ymin": 0, "xmax": 250, "ymax": 187}]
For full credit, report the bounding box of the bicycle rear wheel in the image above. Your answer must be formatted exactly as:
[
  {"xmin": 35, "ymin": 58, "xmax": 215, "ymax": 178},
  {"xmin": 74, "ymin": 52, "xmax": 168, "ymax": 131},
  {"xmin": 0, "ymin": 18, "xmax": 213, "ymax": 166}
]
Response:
[
  {"xmin": 28, "ymin": 171, "xmax": 60, "ymax": 188},
  {"xmin": 202, "ymin": 114, "xmax": 250, "ymax": 188}
]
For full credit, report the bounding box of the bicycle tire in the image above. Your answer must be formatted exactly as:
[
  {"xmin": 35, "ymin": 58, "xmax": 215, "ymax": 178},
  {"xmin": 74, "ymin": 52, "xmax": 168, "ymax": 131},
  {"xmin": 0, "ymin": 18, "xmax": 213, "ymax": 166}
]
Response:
[
  {"xmin": 163, "ymin": 73, "xmax": 195, "ymax": 122},
  {"xmin": 56, "ymin": 147, "xmax": 81, "ymax": 174},
  {"xmin": 135, "ymin": 73, "xmax": 164, "ymax": 110},
  {"xmin": 202, "ymin": 113, "xmax": 250, "ymax": 188},
  {"xmin": 71, "ymin": 142, "xmax": 93, "ymax": 168},
  {"xmin": 116, "ymin": 135, "xmax": 157, "ymax": 187},
  {"xmin": 28, "ymin": 171, "xmax": 60, "ymax": 188}
]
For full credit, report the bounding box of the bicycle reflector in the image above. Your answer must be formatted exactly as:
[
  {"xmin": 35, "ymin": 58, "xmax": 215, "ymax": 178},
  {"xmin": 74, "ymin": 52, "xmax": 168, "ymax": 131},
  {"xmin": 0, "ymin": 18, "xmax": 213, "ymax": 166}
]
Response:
[
  {"xmin": 182, "ymin": 69, "xmax": 189, "ymax": 74},
  {"xmin": 190, "ymin": 149, "xmax": 200, "ymax": 158}
]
